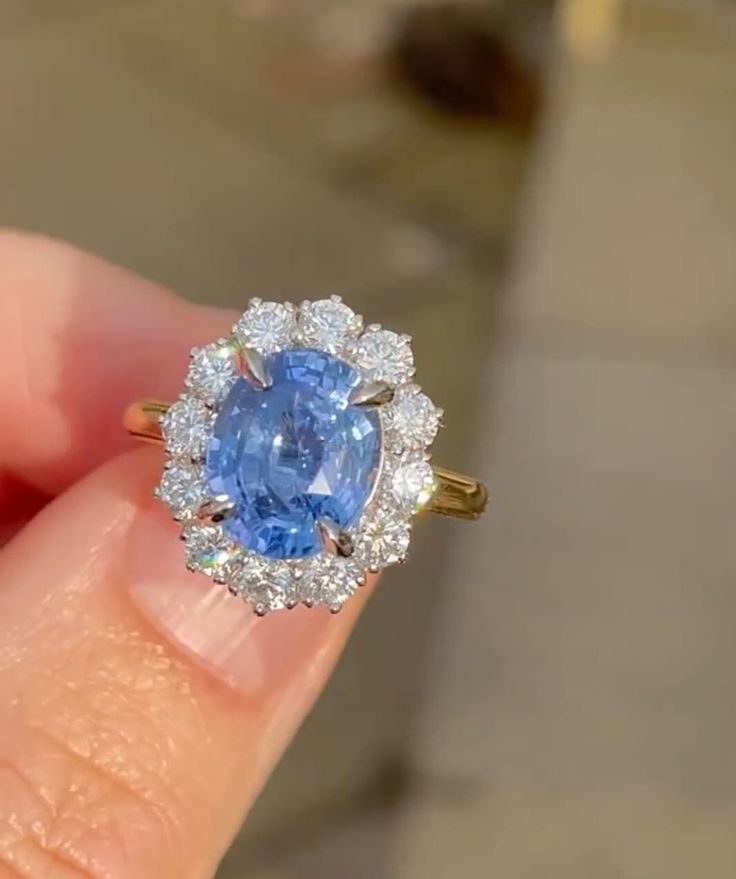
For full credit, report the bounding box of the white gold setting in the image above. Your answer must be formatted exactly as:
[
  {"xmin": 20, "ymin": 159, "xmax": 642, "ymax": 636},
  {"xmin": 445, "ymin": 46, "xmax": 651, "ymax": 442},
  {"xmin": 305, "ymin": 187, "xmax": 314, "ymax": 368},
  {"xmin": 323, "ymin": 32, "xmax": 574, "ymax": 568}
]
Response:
[
  {"xmin": 185, "ymin": 339, "xmax": 238, "ymax": 404},
  {"xmin": 160, "ymin": 397, "xmax": 213, "ymax": 459},
  {"xmin": 384, "ymin": 383, "xmax": 442, "ymax": 451},
  {"xmin": 156, "ymin": 298, "xmax": 442, "ymax": 614},
  {"xmin": 297, "ymin": 295, "xmax": 363, "ymax": 354},
  {"xmin": 233, "ymin": 299, "xmax": 297, "ymax": 354}
]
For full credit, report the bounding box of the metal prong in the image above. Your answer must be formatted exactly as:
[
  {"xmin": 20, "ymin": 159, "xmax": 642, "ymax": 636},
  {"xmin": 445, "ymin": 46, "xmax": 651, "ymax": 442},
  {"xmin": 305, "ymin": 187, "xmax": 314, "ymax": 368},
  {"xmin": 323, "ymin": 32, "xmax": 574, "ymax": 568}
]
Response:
[
  {"xmin": 317, "ymin": 518, "xmax": 354, "ymax": 558},
  {"xmin": 237, "ymin": 346, "xmax": 272, "ymax": 390},
  {"xmin": 196, "ymin": 496, "xmax": 236, "ymax": 524},
  {"xmin": 348, "ymin": 380, "xmax": 394, "ymax": 407}
]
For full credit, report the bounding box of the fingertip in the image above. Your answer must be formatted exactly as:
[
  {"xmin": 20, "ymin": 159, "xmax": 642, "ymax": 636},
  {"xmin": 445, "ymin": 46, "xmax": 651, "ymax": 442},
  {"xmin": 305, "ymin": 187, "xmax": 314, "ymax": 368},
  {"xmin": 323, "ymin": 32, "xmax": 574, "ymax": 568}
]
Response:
[
  {"xmin": 0, "ymin": 445, "xmax": 374, "ymax": 878},
  {"xmin": 127, "ymin": 500, "xmax": 373, "ymax": 697},
  {"xmin": 0, "ymin": 232, "xmax": 235, "ymax": 496}
]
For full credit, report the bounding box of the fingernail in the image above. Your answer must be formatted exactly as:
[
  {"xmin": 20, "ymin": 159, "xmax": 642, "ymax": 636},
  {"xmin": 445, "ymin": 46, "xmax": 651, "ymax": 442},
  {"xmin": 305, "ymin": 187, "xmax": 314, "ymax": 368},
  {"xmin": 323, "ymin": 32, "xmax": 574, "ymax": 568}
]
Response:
[{"xmin": 127, "ymin": 503, "xmax": 336, "ymax": 694}]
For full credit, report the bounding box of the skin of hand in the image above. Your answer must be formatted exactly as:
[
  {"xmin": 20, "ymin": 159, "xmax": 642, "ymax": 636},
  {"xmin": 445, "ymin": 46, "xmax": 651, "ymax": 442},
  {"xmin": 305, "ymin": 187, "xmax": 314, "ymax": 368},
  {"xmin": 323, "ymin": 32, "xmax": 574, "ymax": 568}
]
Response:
[{"xmin": 0, "ymin": 231, "xmax": 374, "ymax": 879}]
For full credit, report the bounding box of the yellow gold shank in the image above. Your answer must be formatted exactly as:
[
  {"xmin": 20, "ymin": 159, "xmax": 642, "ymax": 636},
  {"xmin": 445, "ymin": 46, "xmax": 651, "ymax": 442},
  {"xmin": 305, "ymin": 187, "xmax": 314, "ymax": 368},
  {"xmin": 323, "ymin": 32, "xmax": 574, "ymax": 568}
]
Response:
[{"xmin": 123, "ymin": 399, "xmax": 488, "ymax": 521}]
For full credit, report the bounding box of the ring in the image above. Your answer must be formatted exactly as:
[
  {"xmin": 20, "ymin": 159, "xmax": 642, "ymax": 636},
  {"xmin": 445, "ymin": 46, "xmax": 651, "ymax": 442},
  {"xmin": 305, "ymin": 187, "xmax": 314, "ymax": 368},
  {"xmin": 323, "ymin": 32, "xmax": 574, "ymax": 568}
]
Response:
[{"xmin": 124, "ymin": 297, "xmax": 488, "ymax": 614}]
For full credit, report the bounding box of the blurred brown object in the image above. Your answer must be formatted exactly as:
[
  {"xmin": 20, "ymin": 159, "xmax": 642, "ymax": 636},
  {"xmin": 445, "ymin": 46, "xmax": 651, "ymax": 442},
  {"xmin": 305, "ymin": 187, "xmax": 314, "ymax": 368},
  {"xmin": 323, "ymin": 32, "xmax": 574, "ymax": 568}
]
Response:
[{"xmin": 388, "ymin": 0, "xmax": 553, "ymax": 124}]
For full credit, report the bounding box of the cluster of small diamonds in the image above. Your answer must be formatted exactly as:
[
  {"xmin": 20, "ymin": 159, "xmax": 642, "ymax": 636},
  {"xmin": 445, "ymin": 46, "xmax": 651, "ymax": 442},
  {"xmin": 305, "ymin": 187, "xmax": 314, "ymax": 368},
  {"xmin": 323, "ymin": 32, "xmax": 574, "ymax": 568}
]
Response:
[{"xmin": 156, "ymin": 296, "xmax": 442, "ymax": 614}]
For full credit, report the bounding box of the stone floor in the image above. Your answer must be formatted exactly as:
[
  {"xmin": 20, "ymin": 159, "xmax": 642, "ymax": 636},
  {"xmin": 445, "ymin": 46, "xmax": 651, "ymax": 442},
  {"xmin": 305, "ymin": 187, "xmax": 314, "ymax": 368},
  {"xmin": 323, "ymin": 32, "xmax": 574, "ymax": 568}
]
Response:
[{"xmin": 2, "ymin": 1, "xmax": 735, "ymax": 877}]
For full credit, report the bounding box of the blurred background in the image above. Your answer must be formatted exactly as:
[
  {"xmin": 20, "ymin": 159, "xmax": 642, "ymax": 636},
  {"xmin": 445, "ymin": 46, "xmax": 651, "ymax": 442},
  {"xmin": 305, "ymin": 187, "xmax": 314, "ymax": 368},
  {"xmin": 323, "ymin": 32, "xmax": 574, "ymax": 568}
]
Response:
[{"xmin": 2, "ymin": 0, "xmax": 736, "ymax": 876}]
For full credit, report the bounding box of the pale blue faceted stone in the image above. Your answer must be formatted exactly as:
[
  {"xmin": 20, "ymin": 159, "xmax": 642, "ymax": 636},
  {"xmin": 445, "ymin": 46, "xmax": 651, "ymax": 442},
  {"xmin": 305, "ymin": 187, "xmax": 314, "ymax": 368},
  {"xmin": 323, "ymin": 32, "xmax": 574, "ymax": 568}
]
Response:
[{"xmin": 205, "ymin": 348, "xmax": 381, "ymax": 559}]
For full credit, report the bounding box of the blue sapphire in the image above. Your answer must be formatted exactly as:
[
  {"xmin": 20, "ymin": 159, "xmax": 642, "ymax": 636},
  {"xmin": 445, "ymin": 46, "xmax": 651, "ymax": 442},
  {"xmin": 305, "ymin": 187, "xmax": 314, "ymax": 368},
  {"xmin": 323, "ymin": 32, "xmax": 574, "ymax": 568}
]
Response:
[{"xmin": 205, "ymin": 348, "xmax": 382, "ymax": 559}]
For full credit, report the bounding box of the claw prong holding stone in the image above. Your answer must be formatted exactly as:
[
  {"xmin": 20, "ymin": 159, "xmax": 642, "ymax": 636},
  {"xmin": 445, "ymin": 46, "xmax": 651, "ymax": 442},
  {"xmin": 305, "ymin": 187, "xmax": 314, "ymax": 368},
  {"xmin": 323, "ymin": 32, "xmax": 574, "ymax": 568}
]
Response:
[
  {"xmin": 348, "ymin": 380, "xmax": 394, "ymax": 407},
  {"xmin": 237, "ymin": 346, "xmax": 272, "ymax": 390},
  {"xmin": 317, "ymin": 518, "xmax": 354, "ymax": 558},
  {"xmin": 196, "ymin": 496, "xmax": 236, "ymax": 524}
]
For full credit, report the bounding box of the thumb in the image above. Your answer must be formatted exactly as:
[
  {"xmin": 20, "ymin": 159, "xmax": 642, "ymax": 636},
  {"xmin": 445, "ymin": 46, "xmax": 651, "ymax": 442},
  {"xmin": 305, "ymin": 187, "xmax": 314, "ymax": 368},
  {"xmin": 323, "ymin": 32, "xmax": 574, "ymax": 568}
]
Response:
[{"xmin": 0, "ymin": 448, "xmax": 370, "ymax": 879}]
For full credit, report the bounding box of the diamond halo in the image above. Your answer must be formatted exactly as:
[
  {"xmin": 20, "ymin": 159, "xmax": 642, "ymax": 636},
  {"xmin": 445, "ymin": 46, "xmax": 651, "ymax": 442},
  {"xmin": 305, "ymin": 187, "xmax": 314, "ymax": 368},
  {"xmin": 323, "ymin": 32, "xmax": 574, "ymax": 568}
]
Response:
[{"xmin": 156, "ymin": 298, "xmax": 441, "ymax": 614}]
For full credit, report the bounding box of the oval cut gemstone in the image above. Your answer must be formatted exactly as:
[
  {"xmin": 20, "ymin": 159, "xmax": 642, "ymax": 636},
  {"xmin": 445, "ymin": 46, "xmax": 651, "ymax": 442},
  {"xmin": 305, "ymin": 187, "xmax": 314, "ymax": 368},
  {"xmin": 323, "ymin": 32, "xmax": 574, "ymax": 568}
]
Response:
[{"xmin": 205, "ymin": 348, "xmax": 382, "ymax": 559}]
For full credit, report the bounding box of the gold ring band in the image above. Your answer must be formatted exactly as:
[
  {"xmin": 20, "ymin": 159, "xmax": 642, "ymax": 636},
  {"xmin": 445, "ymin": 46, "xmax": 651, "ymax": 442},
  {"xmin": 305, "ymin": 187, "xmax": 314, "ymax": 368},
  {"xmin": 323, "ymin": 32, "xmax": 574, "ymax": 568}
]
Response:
[{"xmin": 124, "ymin": 399, "xmax": 488, "ymax": 521}]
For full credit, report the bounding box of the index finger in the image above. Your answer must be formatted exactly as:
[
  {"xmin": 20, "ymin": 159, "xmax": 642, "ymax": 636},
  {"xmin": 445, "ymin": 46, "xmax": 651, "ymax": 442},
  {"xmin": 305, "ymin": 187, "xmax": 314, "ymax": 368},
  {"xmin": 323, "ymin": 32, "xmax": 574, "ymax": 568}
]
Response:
[{"xmin": 0, "ymin": 231, "xmax": 234, "ymax": 500}]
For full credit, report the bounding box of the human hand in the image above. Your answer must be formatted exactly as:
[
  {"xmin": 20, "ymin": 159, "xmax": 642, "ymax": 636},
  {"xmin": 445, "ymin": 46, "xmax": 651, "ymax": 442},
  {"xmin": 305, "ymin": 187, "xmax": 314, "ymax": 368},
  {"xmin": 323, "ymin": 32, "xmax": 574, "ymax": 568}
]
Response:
[{"xmin": 0, "ymin": 232, "xmax": 372, "ymax": 879}]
